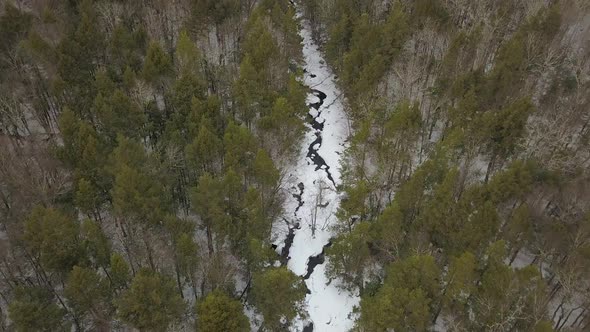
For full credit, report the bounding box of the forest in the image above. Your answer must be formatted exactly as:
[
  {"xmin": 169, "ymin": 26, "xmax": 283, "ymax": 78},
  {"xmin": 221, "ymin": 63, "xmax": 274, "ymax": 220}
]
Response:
[{"xmin": 0, "ymin": 0, "xmax": 589, "ymax": 331}]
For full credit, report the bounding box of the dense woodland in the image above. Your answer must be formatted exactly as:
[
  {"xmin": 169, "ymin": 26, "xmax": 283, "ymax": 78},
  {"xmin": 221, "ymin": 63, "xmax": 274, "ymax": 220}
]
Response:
[
  {"xmin": 1, "ymin": 0, "xmax": 590, "ymax": 331},
  {"xmin": 302, "ymin": 0, "xmax": 590, "ymax": 331},
  {"xmin": 0, "ymin": 0, "xmax": 309, "ymax": 330}
]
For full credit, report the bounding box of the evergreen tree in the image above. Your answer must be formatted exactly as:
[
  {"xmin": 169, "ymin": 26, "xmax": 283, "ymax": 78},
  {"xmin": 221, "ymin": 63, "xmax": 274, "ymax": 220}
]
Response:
[
  {"xmin": 8, "ymin": 287, "xmax": 68, "ymax": 332},
  {"xmin": 109, "ymin": 253, "xmax": 131, "ymax": 290},
  {"xmin": 196, "ymin": 290, "xmax": 249, "ymax": 332},
  {"xmin": 142, "ymin": 41, "xmax": 173, "ymax": 85},
  {"xmin": 359, "ymin": 255, "xmax": 441, "ymax": 331},
  {"xmin": 251, "ymin": 267, "xmax": 307, "ymax": 330},
  {"xmin": 326, "ymin": 221, "xmax": 371, "ymax": 289},
  {"xmin": 23, "ymin": 206, "xmax": 84, "ymax": 274},
  {"xmin": 80, "ymin": 219, "xmax": 111, "ymax": 268},
  {"xmin": 116, "ymin": 269, "xmax": 186, "ymax": 331},
  {"xmin": 65, "ymin": 266, "xmax": 112, "ymax": 323}
]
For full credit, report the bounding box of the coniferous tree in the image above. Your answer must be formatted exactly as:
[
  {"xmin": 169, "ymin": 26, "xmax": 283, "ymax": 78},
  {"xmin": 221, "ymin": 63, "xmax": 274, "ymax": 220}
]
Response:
[{"xmin": 116, "ymin": 270, "xmax": 186, "ymax": 331}]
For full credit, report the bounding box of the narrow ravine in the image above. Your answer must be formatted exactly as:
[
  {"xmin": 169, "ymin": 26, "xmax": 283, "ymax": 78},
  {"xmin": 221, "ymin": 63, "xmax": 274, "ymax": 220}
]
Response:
[{"xmin": 273, "ymin": 4, "xmax": 360, "ymax": 331}]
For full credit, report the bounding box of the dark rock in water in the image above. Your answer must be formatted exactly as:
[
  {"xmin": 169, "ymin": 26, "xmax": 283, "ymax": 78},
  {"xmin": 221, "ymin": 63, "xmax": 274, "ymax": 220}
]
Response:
[
  {"xmin": 304, "ymin": 88, "xmax": 337, "ymax": 187},
  {"xmin": 303, "ymin": 253, "xmax": 325, "ymax": 279},
  {"xmin": 309, "ymin": 101, "xmax": 322, "ymax": 111},
  {"xmin": 280, "ymin": 222, "xmax": 300, "ymax": 265},
  {"xmin": 292, "ymin": 182, "xmax": 305, "ymax": 215},
  {"xmin": 308, "ymin": 89, "xmax": 327, "ymax": 111},
  {"xmin": 312, "ymin": 89, "xmax": 327, "ymax": 101},
  {"xmin": 303, "ymin": 240, "xmax": 333, "ymax": 280},
  {"xmin": 306, "ymin": 113, "xmax": 325, "ymax": 130},
  {"xmin": 306, "ymin": 132, "xmax": 336, "ymax": 187},
  {"xmin": 303, "ymin": 322, "xmax": 314, "ymax": 332}
]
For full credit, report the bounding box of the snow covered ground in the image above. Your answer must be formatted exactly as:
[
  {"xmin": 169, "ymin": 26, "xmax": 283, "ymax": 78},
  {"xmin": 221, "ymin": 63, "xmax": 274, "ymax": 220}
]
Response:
[{"xmin": 272, "ymin": 5, "xmax": 360, "ymax": 332}]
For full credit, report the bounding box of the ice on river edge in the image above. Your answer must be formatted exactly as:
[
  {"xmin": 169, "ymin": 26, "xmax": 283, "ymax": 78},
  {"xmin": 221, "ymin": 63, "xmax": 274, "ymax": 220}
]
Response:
[{"xmin": 269, "ymin": 5, "xmax": 360, "ymax": 332}]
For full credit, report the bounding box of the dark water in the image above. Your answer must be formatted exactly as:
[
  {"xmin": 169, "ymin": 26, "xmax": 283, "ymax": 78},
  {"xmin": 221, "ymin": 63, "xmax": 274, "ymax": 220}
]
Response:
[
  {"xmin": 292, "ymin": 182, "xmax": 305, "ymax": 215},
  {"xmin": 280, "ymin": 219, "xmax": 300, "ymax": 265},
  {"xmin": 306, "ymin": 89, "xmax": 336, "ymax": 187},
  {"xmin": 275, "ymin": 64, "xmax": 342, "ymax": 331},
  {"xmin": 303, "ymin": 239, "xmax": 333, "ymax": 280}
]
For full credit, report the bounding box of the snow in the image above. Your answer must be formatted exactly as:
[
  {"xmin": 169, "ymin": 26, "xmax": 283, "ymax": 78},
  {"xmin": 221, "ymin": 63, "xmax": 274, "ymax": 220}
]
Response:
[{"xmin": 271, "ymin": 5, "xmax": 359, "ymax": 331}]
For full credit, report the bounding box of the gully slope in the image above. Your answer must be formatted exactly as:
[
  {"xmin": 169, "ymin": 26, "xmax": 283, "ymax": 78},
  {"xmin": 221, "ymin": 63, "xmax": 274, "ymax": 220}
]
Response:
[{"xmin": 274, "ymin": 5, "xmax": 359, "ymax": 332}]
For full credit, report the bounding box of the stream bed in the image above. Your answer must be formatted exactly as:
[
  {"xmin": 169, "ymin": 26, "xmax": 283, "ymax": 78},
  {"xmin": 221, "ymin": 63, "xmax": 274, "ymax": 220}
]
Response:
[{"xmin": 273, "ymin": 4, "xmax": 360, "ymax": 331}]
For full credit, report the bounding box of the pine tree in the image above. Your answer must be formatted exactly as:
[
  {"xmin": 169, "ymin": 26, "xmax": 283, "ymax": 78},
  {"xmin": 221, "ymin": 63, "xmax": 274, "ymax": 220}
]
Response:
[
  {"xmin": 191, "ymin": 173, "xmax": 226, "ymax": 254},
  {"xmin": 109, "ymin": 253, "xmax": 131, "ymax": 290},
  {"xmin": 142, "ymin": 41, "xmax": 173, "ymax": 85},
  {"xmin": 80, "ymin": 219, "xmax": 111, "ymax": 268},
  {"xmin": 359, "ymin": 255, "xmax": 441, "ymax": 331},
  {"xmin": 223, "ymin": 121, "xmax": 258, "ymax": 176},
  {"xmin": 8, "ymin": 287, "xmax": 68, "ymax": 332},
  {"xmin": 185, "ymin": 118, "xmax": 222, "ymax": 173},
  {"xmin": 234, "ymin": 56, "xmax": 262, "ymax": 127},
  {"xmin": 175, "ymin": 30, "xmax": 201, "ymax": 73},
  {"xmin": 65, "ymin": 266, "xmax": 112, "ymax": 323},
  {"xmin": 109, "ymin": 137, "xmax": 168, "ymax": 225},
  {"xmin": 326, "ymin": 221, "xmax": 371, "ymax": 289},
  {"xmin": 251, "ymin": 267, "xmax": 307, "ymax": 330},
  {"xmin": 116, "ymin": 269, "xmax": 186, "ymax": 331},
  {"xmin": 23, "ymin": 206, "xmax": 84, "ymax": 274},
  {"xmin": 196, "ymin": 290, "xmax": 249, "ymax": 332}
]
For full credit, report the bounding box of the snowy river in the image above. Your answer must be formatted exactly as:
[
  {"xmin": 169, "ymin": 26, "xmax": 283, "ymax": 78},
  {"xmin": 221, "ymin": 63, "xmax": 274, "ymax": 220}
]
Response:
[{"xmin": 273, "ymin": 5, "xmax": 360, "ymax": 331}]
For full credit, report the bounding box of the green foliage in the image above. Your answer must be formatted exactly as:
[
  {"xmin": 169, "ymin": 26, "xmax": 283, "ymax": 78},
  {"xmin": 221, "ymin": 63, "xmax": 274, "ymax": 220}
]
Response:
[
  {"xmin": 251, "ymin": 267, "xmax": 307, "ymax": 330},
  {"xmin": 142, "ymin": 41, "xmax": 173, "ymax": 84},
  {"xmin": 371, "ymin": 202, "xmax": 403, "ymax": 259},
  {"xmin": 337, "ymin": 180, "xmax": 369, "ymax": 226},
  {"xmin": 485, "ymin": 98, "xmax": 535, "ymax": 158},
  {"xmin": 414, "ymin": 0, "xmax": 450, "ymax": 26},
  {"xmin": 442, "ymin": 252, "xmax": 476, "ymax": 313},
  {"xmin": 185, "ymin": 118, "xmax": 222, "ymax": 173},
  {"xmin": 472, "ymin": 242, "xmax": 548, "ymax": 330},
  {"xmin": 360, "ymin": 285, "xmax": 430, "ymax": 331},
  {"xmin": 109, "ymin": 23, "xmax": 146, "ymax": 72},
  {"xmin": 326, "ymin": 222, "xmax": 371, "ymax": 288},
  {"xmin": 176, "ymin": 30, "xmax": 201, "ymax": 73},
  {"xmin": 359, "ymin": 255, "xmax": 441, "ymax": 331},
  {"xmin": 191, "ymin": 172, "xmax": 226, "ymax": 250},
  {"xmin": 175, "ymin": 232, "xmax": 199, "ymax": 279},
  {"xmin": 9, "ymin": 287, "xmax": 67, "ymax": 332},
  {"xmin": 57, "ymin": 1, "xmax": 105, "ymax": 109},
  {"xmin": 93, "ymin": 89, "xmax": 147, "ymax": 142},
  {"xmin": 65, "ymin": 266, "xmax": 111, "ymax": 319},
  {"xmin": 486, "ymin": 160, "xmax": 537, "ymax": 203},
  {"xmin": 109, "ymin": 253, "xmax": 131, "ymax": 290},
  {"xmin": 192, "ymin": 0, "xmax": 240, "ymax": 26},
  {"xmin": 80, "ymin": 219, "xmax": 111, "ymax": 268},
  {"xmin": 196, "ymin": 290, "xmax": 249, "ymax": 332},
  {"xmin": 0, "ymin": 3, "xmax": 32, "ymax": 53},
  {"xmin": 116, "ymin": 269, "xmax": 186, "ymax": 330},
  {"xmin": 234, "ymin": 55, "xmax": 264, "ymax": 127},
  {"xmin": 23, "ymin": 206, "xmax": 84, "ymax": 273},
  {"xmin": 223, "ymin": 121, "xmax": 258, "ymax": 174},
  {"xmin": 252, "ymin": 149, "xmax": 279, "ymax": 189},
  {"xmin": 109, "ymin": 137, "xmax": 169, "ymax": 225},
  {"xmin": 259, "ymin": 95, "xmax": 305, "ymax": 155},
  {"xmin": 75, "ymin": 178, "xmax": 102, "ymax": 215}
]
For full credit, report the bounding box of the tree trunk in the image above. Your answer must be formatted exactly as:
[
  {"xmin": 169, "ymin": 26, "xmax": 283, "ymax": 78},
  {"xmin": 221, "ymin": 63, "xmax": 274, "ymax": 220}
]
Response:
[{"xmin": 206, "ymin": 224, "xmax": 214, "ymax": 255}]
